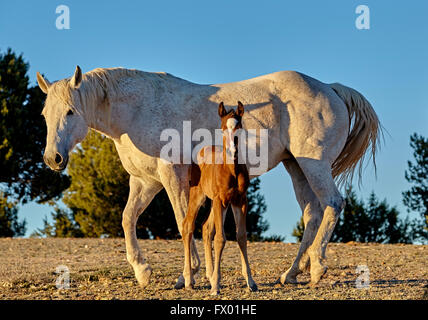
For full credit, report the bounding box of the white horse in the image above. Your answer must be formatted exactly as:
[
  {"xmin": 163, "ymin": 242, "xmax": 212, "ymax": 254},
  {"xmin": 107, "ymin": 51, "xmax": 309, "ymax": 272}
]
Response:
[{"xmin": 36, "ymin": 66, "xmax": 380, "ymax": 288}]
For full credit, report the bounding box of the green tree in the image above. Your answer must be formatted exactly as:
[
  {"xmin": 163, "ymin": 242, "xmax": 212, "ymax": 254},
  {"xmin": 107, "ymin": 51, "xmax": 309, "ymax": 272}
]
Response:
[
  {"xmin": 291, "ymin": 216, "xmax": 305, "ymax": 242},
  {"xmin": 62, "ymin": 131, "xmax": 131, "ymax": 237},
  {"xmin": 0, "ymin": 48, "xmax": 70, "ymax": 203},
  {"xmin": 292, "ymin": 187, "xmax": 413, "ymax": 243},
  {"xmin": 402, "ymin": 133, "xmax": 428, "ymax": 242},
  {"xmin": 245, "ymin": 177, "xmax": 270, "ymax": 241},
  {"xmin": 46, "ymin": 130, "xmax": 272, "ymax": 240},
  {"xmin": 0, "ymin": 192, "xmax": 26, "ymax": 237}
]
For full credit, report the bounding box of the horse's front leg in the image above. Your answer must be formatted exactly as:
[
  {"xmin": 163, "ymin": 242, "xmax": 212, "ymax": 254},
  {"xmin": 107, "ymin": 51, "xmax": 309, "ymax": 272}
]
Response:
[
  {"xmin": 158, "ymin": 162, "xmax": 201, "ymax": 289},
  {"xmin": 123, "ymin": 175, "xmax": 163, "ymax": 288}
]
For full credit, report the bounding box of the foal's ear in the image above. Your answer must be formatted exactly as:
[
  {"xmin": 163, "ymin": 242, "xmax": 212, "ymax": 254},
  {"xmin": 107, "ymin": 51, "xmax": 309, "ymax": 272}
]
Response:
[
  {"xmin": 70, "ymin": 65, "xmax": 83, "ymax": 89},
  {"xmin": 36, "ymin": 72, "xmax": 51, "ymax": 94},
  {"xmin": 218, "ymin": 102, "xmax": 227, "ymax": 117},
  {"xmin": 236, "ymin": 101, "xmax": 245, "ymax": 117}
]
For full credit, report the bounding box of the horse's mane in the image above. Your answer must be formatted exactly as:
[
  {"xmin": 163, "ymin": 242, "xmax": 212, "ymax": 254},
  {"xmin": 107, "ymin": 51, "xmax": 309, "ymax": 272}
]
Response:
[{"xmin": 47, "ymin": 67, "xmax": 177, "ymax": 125}]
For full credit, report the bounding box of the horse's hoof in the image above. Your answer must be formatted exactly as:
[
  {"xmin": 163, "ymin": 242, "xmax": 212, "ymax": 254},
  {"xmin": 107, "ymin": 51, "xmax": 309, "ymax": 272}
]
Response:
[
  {"xmin": 279, "ymin": 269, "xmax": 299, "ymax": 285},
  {"xmin": 135, "ymin": 264, "xmax": 152, "ymax": 289},
  {"xmin": 310, "ymin": 264, "xmax": 327, "ymax": 285}
]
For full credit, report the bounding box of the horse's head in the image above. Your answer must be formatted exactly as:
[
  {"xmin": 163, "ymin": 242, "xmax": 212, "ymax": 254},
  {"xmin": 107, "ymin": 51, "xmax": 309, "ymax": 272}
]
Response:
[
  {"xmin": 37, "ymin": 66, "xmax": 89, "ymax": 171},
  {"xmin": 218, "ymin": 101, "xmax": 244, "ymax": 160}
]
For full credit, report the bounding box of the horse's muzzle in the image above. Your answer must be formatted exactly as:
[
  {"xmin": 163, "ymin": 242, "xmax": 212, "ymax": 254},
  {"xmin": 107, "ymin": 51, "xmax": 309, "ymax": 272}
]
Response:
[{"xmin": 44, "ymin": 152, "xmax": 68, "ymax": 171}]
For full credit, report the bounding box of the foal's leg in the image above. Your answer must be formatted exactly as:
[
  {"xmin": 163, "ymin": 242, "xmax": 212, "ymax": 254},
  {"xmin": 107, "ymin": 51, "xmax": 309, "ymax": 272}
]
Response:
[
  {"xmin": 203, "ymin": 205, "xmax": 228, "ymax": 283},
  {"xmin": 279, "ymin": 159, "xmax": 323, "ymax": 284},
  {"xmin": 158, "ymin": 163, "xmax": 201, "ymax": 289},
  {"xmin": 182, "ymin": 186, "xmax": 205, "ymax": 289},
  {"xmin": 122, "ymin": 175, "xmax": 163, "ymax": 288},
  {"xmin": 231, "ymin": 202, "xmax": 258, "ymax": 291},
  {"xmin": 295, "ymin": 158, "xmax": 345, "ymax": 285},
  {"xmin": 210, "ymin": 197, "xmax": 227, "ymax": 295},
  {"xmin": 202, "ymin": 206, "xmax": 215, "ymax": 281}
]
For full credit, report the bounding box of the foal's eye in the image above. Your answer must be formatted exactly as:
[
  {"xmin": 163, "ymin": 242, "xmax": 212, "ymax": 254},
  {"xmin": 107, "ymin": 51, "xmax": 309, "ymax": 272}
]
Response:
[{"xmin": 66, "ymin": 109, "xmax": 74, "ymax": 116}]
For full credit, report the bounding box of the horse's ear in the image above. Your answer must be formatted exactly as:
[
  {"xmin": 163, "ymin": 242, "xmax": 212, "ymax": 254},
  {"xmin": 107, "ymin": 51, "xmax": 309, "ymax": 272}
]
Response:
[
  {"xmin": 218, "ymin": 102, "xmax": 227, "ymax": 117},
  {"xmin": 70, "ymin": 65, "xmax": 82, "ymax": 89},
  {"xmin": 236, "ymin": 101, "xmax": 244, "ymax": 116},
  {"xmin": 36, "ymin": 72, "xmax": 51, "ymax": 94}
]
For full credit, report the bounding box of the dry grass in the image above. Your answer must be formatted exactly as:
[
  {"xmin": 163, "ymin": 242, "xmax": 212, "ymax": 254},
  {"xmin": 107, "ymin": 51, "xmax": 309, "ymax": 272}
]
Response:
[{"xmin": 0, "ymin": 238, "xmax": 426, "ymax": 300}]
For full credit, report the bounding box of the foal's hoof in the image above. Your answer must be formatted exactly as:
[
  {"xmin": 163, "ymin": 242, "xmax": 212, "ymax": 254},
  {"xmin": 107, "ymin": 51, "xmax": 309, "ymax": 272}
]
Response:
[
  {"xmin": 135, "ymin": 264, "xmax": 152, "ymax": 288},
  {"xmin": 174, "ymin": 283, "xmax": 184, "ymax": 290},
  {"xmin": 184, "ymin": 278, "xmax": 195, "ymax": 290},
  {"xmin": 248, "ymin": 282, "xmax": 258, "ymax": 292},
  {"xmin": 174, "ymin": 275, "xmax": 185, "ymax": 290},
  {"xmin": 210, "ymin": 289, "xmax": 220, "ymax": 296},
  {"xmin": 174, "ymin": 274, "xmax": 196, "ymax": 290}
]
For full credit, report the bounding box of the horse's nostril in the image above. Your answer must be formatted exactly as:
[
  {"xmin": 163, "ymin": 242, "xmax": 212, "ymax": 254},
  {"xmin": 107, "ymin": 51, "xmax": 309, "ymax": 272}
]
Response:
[{"xmin": 55, "ymin": 153, "xmax": 63, "ymax": 165}]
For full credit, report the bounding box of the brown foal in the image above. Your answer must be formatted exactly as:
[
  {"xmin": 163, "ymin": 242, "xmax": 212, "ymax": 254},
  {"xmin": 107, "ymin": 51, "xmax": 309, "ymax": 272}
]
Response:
[{"xmin": 182, "ymin": 101, "xmax": 257, "ymax": 295}]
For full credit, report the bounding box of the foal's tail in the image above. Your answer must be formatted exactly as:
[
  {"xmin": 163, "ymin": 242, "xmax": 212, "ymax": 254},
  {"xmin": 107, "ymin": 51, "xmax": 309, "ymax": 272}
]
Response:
[{"xmin": 329, "ymin": 83, "xmax": 383, "ymax": 186}]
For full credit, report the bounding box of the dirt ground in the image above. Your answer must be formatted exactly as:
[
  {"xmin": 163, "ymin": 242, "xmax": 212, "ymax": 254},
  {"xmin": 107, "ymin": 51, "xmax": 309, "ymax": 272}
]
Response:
[{"xmin": 0, "ymin": 238, "xmax": 426, "ymax": 300}]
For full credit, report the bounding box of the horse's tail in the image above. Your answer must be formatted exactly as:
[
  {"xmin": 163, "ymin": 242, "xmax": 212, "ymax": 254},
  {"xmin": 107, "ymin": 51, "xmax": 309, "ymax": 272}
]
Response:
[{"xmin": 329, "ymin": 82, "xmax": 383, "ymax": 186}]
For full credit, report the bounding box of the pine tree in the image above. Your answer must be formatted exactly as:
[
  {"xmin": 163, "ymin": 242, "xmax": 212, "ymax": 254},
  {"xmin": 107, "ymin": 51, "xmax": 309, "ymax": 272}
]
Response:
[
  {"xmin": 62, "ymin": 130, "xmax": 131, "ymax": 237},
  {"xmin": 0, "ymin": 192, "xmax": 26, "ymax": 237},
  {"xmin": 0, "ymin": 48, "xmax": 69, "ymax": 203},
  {"xmin": 402, "ymin": 133, "xmax": 428, "ymax": 242}
]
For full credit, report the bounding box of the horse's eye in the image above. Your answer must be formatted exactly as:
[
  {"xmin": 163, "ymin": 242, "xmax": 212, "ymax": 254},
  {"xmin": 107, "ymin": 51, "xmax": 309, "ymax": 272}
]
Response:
[{"xmin": 67, "ymin": 109, "xmax": 73, "ymax": 116}]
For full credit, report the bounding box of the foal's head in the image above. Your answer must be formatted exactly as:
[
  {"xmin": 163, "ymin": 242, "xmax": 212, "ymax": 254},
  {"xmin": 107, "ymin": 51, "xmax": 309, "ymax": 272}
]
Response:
[{"xmin": 218, "ymin": 101, "xmax": 244, "ymax": 161}]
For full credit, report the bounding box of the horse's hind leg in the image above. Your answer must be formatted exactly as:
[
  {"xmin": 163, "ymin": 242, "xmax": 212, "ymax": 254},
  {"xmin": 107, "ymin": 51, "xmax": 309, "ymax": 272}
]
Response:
[
  {"xmin": 295, "ymin": 157, "xmax": 345, "ymax": 285},
  {"xmin": 231, "ymin": 202, "xmax": 258, "ymax": 291},
  {"xmin": 122, "ymin": 175, "xmax": 163, "ymax": 288},
  {"xmin": 158, "ymin": 163, "xmax": 201, "ymax": 289},
  {"xmin": 279, "ymin": 159, "xmax": 323, "ymax": 284}
]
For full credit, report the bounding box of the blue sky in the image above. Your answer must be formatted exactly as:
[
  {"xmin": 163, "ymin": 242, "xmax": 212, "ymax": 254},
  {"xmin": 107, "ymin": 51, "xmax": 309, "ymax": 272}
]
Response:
[{"xmin": 1, "ymin": 0, "xmax": 427, "ymax": 239}]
